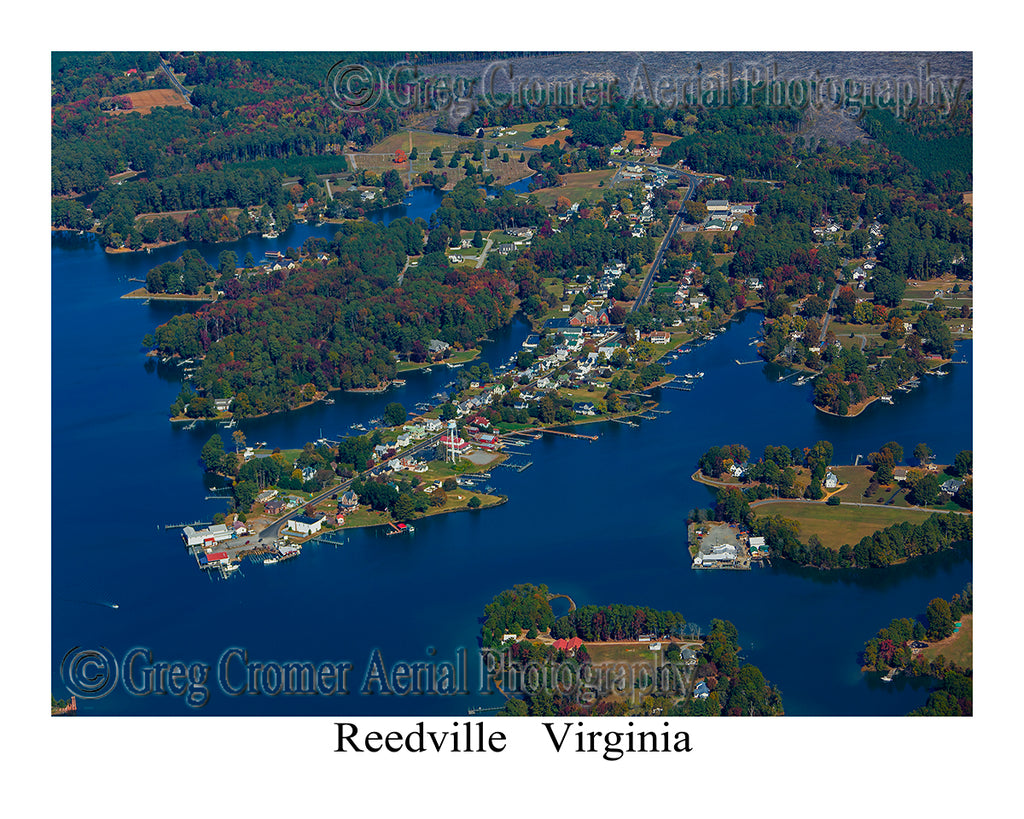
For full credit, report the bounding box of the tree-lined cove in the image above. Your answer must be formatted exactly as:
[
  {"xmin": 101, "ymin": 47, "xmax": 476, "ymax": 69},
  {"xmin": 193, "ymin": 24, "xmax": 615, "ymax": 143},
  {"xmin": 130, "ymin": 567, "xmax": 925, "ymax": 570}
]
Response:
[{"xmin": 51, "ymin": 51, "xmax": 971, "ymax": 717}]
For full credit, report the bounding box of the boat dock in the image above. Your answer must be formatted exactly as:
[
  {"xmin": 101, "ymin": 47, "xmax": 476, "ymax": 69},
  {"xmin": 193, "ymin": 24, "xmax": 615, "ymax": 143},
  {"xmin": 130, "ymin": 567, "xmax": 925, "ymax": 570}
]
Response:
[
  {"xmin": 467, "ymin": 704, "xmax": 505, "ymax": 716},
  {"xmin": 538, "ymin": 428, "xmax": 599, "ymax": 442},
  {"xmin": 494, "ymin": 457, "xmax": 533, "ymax": 472},
  {"xmin": 314, "ymin": 531, "xmax": 348, "ymax": 547},
  {"xmin": 163, "ymin": 520, "xmax": 209, "ymax": 530}
]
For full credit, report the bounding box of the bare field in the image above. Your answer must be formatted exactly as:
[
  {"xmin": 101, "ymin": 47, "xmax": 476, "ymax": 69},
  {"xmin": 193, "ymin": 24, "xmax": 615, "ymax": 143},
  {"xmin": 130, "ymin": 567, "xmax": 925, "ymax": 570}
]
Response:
[
  {"xmin": 114, "ymin": 89, "xmax": 192, "ymax": 114},
  {"xmin": 524, "ymin": 129, "xmax": 573, "ymax": 149},
  {"xmin": 621, "ymin": 130, "xmax": 676, "ymax": 148}
]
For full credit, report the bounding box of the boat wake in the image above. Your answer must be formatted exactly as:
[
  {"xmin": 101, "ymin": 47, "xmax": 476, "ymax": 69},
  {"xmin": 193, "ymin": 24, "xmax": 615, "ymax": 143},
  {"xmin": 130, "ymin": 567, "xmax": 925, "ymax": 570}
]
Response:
[{"xmin": 57, "ymin": 597, "xmax": 119, "ymax": 610}]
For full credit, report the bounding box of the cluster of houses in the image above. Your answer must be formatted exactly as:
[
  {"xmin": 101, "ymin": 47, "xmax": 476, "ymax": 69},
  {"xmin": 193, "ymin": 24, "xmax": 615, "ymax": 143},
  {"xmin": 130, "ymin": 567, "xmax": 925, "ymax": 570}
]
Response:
[
  {"xmin": 519, "ymin": 328, "xmax": 622, "ymax": 394},
  {"xmin": 669, "ymin": 266, "xmax": 713, "ymax": 323},
  {"xmin": 702, "ymin": 199, "xmax": 753, "ymax": 232}
]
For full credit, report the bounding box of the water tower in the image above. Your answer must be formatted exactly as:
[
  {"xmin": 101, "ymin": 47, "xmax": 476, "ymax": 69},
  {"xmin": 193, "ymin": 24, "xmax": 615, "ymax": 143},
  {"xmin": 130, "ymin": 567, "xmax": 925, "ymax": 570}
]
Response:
[{"xmin": 444, "ymin": 419, "xmax": 461, "ymax": 464}]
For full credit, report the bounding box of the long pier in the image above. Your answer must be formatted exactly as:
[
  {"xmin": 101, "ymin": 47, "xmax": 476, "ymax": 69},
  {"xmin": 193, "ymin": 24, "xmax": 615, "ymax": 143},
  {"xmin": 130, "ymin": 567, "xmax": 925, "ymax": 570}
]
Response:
[
  {"xmin": 537, "ymin": 428, "xmax": 599, "ymax": 441},
  {"xmin": 313, "ymin": 531, "xmax": 348, "ymax": 546},
  {"xmin": 467, "ymin": 705, "xmax": 505, "ymax": 716},
  {"xmin": 162, "ymin": 520, "xmax": 209, "ymax": 530}
]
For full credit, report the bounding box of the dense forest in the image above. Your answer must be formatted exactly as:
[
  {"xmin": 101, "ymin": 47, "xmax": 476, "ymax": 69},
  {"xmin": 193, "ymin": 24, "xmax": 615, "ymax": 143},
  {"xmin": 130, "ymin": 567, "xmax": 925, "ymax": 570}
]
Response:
[{"xmin": 147, "ymin": 218, "xmax": 517, "ymax": 416}]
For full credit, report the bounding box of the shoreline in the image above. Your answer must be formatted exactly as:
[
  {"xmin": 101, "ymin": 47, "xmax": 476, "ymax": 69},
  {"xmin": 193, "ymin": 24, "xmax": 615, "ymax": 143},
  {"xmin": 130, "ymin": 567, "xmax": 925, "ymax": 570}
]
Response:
[
  {"xmin": 813, "ymin": 359, "xmax": 952, "ymax": 418},
  {"xmin": 123, "ymin": 287, "xmax": 216, "ymax": 302}
]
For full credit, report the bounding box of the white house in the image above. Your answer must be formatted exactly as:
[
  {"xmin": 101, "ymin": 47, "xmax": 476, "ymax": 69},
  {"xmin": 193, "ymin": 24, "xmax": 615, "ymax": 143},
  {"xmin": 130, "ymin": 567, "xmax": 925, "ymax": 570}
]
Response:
[
  {"xmin": 286, "ymin": 515, "xmax": 324, "ymax": 536},
  {"xmin": 181, "ymin": 523, "xmax": 234, "ymax": 548},
  {"xmin": 824, "ymin": 471, "xmax": 839, "ymax": 489}
]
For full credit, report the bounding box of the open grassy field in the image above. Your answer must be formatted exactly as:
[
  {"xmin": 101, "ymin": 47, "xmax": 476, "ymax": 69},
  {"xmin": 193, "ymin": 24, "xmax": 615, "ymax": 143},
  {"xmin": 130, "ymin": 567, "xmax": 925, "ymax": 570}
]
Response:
[
  {"xmin": 136, "ymin": 208, "xmax": 242, "ymax": 225},
  {"xmin": 488, "ymin": 121, "xmax": 565, "ymax": 147},
  {"xmin": 751, "ymin": 501, "xmax": 938, "ymax": 549},
  {"xmin": 585, "ymin": 642, "xmax": 667, "ymax": 668},
  {"xmin": 528, "ymin": 169, "xmax": 619, "ymax": 208},
  {"xmin": 833, "ymin": 465, "xmax": 902, "ymax": 504},
  {"xmin": 920, "ymin": 614, "xmax": 972, "ymax": 669},
  {"xmin": 356, "ymin": 131, "xmax": 534, "ymax": 188}
]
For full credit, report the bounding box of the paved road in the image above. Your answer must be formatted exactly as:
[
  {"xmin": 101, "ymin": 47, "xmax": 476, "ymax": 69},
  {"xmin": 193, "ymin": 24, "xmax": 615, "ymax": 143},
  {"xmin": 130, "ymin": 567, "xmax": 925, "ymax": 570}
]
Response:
[
  {"xmin": 158, "ymin": 58, "xmax": 190, "ymax": 100},
  {"xmin": 819, "ymin": 284, "xmax": 841, "ymax": 346},
  {"xmin": 474, "ymin": 237, "xmax": 494, "ymax": 269},
  {"xmin": 748, "ymin": 497, "xmax": 965, "ymax": 514},
  {"xmin": 630, "ymin": 167, "xmax": 699, "ymax": 312},
  {"xmin": 256, "ymin": 432, "xmax": 443, "ymax": 543}
]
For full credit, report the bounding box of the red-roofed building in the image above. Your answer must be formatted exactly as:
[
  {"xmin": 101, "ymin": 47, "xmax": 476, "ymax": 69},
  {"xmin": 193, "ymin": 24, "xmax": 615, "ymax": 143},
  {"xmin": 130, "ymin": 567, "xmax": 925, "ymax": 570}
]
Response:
[{"xmin": 553, "ymin": 636, "xmax": 584, "ymax": 653}]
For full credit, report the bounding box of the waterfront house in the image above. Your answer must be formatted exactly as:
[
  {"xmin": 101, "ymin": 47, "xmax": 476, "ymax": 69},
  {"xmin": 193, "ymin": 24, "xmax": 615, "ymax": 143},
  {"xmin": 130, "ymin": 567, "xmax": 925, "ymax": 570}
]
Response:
[
  {"xmin": 428, "ymin": 339, "xmax": 450, "ymax": 358},
  {"xmin": 286, "ymin": 514, "xmax": 324, "ymax": 536},
  {"xmin": 339, "ymin": 490, "xmax": 360, "ymax": 510},
  {"xmin": 729, "ymin": 462, "xmax": 749, "ymax": 478},
  {"xmin": 824, "ymin": 471, "xmax": 839, "ymax": 489}
]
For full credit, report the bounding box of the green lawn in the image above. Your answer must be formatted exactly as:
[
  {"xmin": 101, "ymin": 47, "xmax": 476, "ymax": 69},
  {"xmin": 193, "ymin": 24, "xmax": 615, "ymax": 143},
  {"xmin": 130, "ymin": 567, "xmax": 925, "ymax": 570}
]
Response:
[
  {"xmin": 752, "ymin": 501, "xmax": 939, "ymax": 550},
  {"xmin": 528, "ymin": 169, "xmax": 619, "ymax": 208},
  {"xmin": 920, "ymin": 614, "xmax": 972, "ymax": 669}
]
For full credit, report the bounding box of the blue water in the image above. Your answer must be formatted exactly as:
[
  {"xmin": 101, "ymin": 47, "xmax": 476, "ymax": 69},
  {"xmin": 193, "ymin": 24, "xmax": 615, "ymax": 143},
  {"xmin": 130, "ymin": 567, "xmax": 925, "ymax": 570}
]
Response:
[{"xmin": 51, "ymin": 225, "xmax": 972, "ymax": 717}]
